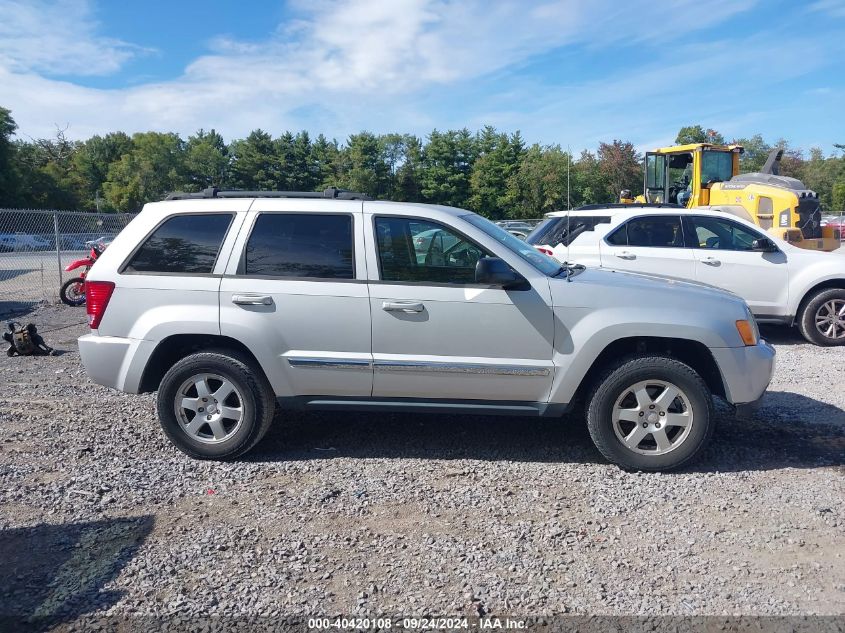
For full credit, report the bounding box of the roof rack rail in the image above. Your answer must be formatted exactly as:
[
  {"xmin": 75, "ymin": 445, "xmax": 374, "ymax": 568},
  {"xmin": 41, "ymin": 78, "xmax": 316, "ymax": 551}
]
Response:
[
  {"xmin": 164, "ymin": 187, "xmax": 371, "ymax": 201},
  {"xmin": 575, "ymin": 202, "xmax": 682, "ymax": 210}
]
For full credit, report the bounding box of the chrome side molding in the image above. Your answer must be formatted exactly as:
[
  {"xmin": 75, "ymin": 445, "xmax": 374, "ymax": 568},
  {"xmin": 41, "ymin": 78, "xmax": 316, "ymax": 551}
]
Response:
[
  {"xmin": 287, "ymin": 357, "xmax": 372, "ymax": 370},
  {"xmin": 287, "ymin": 357, "xmax": 550, "ymax": 376},
  {"xmin": 374, "ymin": 360, "xmax": 549, "ymax": 376}
]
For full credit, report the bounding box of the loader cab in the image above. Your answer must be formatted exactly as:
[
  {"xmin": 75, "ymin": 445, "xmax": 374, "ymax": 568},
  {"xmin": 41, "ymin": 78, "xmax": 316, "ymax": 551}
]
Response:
[{"xmin": 642, "ymin": 144, "xmax": 741, "ymax": 207}]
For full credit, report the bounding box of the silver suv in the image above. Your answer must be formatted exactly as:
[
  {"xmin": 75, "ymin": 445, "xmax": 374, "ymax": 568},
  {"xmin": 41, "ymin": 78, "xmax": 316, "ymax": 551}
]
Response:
[{"xmin": 78, "ymin": 188, "xmax": 775, "ymax": 471}]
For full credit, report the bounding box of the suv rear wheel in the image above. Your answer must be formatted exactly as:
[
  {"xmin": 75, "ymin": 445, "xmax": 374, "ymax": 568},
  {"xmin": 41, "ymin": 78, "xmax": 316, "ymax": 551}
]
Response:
[
  {"xmin": 586, "ymin": 356, "xmax": 714, "ymax": 471},
  {"xmin": 157, "ymin": 352, "xmax": 275, "ymax": 459},
  {"xmin": 797, "ymin": 288, "xmax": 845, "ymax": 346}
]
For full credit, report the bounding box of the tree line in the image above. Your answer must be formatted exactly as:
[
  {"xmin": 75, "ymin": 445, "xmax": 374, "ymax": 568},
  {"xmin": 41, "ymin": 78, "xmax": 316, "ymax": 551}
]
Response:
[{"xmin": 1, "ymin": 108, "xmax": 843, "ymax": 216}]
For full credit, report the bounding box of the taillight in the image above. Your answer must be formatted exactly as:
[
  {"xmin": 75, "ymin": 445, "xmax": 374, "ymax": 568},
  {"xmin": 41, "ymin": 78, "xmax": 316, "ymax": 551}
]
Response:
[
  {"xmin": 86, "ymin": 281, "xmax": 115, "ymax": 329},
  {"xmin": 535, "ymin": 245, "xmax": 554, "ymax": 256}
]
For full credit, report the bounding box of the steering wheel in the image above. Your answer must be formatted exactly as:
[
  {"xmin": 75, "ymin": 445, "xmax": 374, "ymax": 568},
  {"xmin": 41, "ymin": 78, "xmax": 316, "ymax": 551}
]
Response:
[{"xmin": 668, "ymin": 183, "xmax": 684, "ymax": 203}]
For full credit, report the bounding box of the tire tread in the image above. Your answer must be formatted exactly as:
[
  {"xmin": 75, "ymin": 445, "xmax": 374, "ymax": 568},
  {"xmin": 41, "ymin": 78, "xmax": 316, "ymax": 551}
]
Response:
[
  {"xmin": 797, "ymin": 288, "xmax": 845, "ymax": 347},
  {"xmin": 585, "ymin": 355, "xmax": 714, "ymax": 471},
  {"xmin": 156, "ymin": 351, "xmax": 275, "ymax": 460}
]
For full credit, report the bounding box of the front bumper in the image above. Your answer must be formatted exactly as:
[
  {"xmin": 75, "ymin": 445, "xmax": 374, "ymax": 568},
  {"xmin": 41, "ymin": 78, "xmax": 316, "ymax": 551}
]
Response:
[
  {"xmin": 735, "ymin": 395, "xmax": 764, "ymax": 419},
  {"xmin": 710, "ymin": 339, "xmax": 776, "ymax": 408}
]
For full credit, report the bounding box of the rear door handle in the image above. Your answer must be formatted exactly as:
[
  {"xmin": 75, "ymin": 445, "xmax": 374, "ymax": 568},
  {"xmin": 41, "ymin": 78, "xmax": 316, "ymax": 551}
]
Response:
[
  {"xmin": 616, "ymin": 251, "xmax": 636, "ymax": 260},
  {"xmin": 701, "ymin": 257, "xmax": 720, "ymax": 266},
  {"xmin": 232, "ymin": 294, "xmax": 273, "ymax": 306},
  {"xmin": 382, "ymin": 301, "xmax": 424, "ymax": 313}
]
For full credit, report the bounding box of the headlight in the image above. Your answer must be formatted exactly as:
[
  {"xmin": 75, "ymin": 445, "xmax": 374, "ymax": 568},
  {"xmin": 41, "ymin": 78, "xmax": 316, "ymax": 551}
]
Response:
[{"xmin": 735, "ymin": 307, "xmax": 759, "ymax": 346}]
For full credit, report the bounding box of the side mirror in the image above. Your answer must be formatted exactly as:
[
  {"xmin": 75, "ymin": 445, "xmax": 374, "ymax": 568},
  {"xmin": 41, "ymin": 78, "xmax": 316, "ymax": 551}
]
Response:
[
  {"xmin": 475, "ymin": 257, "xmax": 529, "ymax": 290},
  {"xmin": 752, "ymin": 237, "xmax": 778, "ymax": 252}
]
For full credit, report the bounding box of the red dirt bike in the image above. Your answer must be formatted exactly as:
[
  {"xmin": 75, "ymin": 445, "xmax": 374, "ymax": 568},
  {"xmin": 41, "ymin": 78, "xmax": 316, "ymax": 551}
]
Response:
[{"xmin": 60, "ymin": 239, "xmax": 107, "ymax": 306}]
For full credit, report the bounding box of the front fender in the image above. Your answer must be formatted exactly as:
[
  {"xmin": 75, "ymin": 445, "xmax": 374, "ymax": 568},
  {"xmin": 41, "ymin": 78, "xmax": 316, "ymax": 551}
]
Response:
[
  {"xmin": 787, "ymin": 269, "xmax": 845, "ymax": 317},
  {"xmin": 549, "ymin": 305, "xmax": 740, "ymax": 404},
  {"xmin": 64, "ymin": 258, "xmax": 93, "ymax": 272}
]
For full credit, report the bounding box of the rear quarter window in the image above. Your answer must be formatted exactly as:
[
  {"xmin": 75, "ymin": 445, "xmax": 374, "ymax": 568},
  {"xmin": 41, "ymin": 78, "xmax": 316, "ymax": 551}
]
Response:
[
  {"xmin": 605, "ymin": 223, "xmax": 627, "ymax": 245},
  {"xmin": 123, "ymin": 213, "xmax": 233, "ymax": 274},
  {"xmin": 527, "ymin": 216, "xmax": 610, "ymax": 246}
]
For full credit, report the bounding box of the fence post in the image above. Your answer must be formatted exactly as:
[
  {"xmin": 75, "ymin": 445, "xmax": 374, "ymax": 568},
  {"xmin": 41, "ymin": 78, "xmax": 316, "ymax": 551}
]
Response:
[{"xmin": 53, "ymin": 212, "xmax": 62, "ymax": 290}]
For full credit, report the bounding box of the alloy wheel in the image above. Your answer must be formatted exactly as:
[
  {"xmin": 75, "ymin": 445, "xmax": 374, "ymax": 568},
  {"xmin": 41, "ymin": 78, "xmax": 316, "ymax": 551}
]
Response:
[
  {"xmin": 815, "ymin": 299, "xmax": 845, "ymax": 340},
  {"xmin": 612, "ymin": 379, "xmax": 694, "ymax": 455},
  {"xmin": 174, "ymin": 373, "xmax": 244, "ymax": 444}
]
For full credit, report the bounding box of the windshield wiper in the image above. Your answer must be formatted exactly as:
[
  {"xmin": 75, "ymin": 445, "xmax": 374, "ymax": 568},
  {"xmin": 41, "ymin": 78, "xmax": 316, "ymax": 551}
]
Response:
[{"xmin": 553, "ymin": 261, "xmax": 586, "ymax": 280}]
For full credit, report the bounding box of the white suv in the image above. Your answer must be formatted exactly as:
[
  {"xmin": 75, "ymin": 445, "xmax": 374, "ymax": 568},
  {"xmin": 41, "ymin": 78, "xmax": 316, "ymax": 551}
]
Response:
[
  {"xmin": 528, "ymin": 205, "xmax": 845, "ymax": 345},
  {"xmin": 78, "ymin": 189, "xmax": 775, "ymax": 471}
]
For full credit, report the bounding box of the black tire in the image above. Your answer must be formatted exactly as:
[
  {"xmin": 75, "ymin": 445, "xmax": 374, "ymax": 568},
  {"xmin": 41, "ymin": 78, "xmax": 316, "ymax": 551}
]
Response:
[
  {"xmin": 156, "ymin": 352, "xmax": 275, "ymax": 460},
  {"xmin": 797, "ymin": 288, "xmax": 845, "ymax": 346},
  {"xmin": 586, "ymin": 356, "xmax": 714, "ymax": 472},
  {"xmin": 59, "ymin": 277, "xmax": 86, "ymax": 306}
]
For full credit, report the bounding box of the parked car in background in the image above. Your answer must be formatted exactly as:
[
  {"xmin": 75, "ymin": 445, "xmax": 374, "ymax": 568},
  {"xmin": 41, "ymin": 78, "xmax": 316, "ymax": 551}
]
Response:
[
  {"xmin": 78, "ymin": 188, "xmax": 774, "ymax": 471},
  {"xmin": 0, "ymin": 233, "xmax": 52, "ymax": 252},
  {"xmin": 528, "ymin": 205, "xmax": 845, "ymax": 345},
  {"xmin": 822, "ymin": 214, "xmax": 845, "ymax": 232},
  {"xmin": 496, "ymin": 220, "xmax": 535, "ymax": 232},
  {"xmin": 494, "ymin": 221, "xmax": 537, "ymax": 240}
]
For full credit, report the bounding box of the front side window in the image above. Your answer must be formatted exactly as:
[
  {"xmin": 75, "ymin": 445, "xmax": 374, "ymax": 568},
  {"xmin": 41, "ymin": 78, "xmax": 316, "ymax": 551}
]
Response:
[
  {"xmin": 645, "ymin": 153, "xmax": 666, "ymax": 194},
  {"xmin": 125, "ymin": 213, "xmax": 233, "ymax": 274},
  {"xmin": 624, "ymin": 216, "xmax": 685, "ymax": 248},
  {"xmin": 667, "ymin": 152, "xmax": 693, "ymax": 204},
  {"xmin": 685, "ymin": 216, "xmax": 763, "ymax": 251},
  {"xmin": 701, "ymin": 151, "xmax": 734, "ymax": 185},
  {"xmin": 244, "ymin": 213, "xmax": 353, "ymax": 278},
  {"xmin": 375, "ymin": 217, "xmax": 490, "ymax": 284}
]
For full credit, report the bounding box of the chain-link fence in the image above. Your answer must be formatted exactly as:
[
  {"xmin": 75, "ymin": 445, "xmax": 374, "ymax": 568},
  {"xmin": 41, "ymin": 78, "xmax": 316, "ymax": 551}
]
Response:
[{"xmin": 0, "ymin": 209, "xmax": 137, "ymax": 313}]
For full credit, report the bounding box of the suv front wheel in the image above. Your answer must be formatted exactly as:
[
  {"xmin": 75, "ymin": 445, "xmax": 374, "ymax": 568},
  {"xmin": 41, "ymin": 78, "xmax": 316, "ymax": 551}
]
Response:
[
  {"xmin": 797, "ymin": 288, "xmax": 845, "ymax": 346},
  {"xmin": 586, "ymin": 356, "xmax": 714, "ymax": 471},
  {"xmin": 157, "ymin": 352, "xmax": 276, "ymax": 459}
]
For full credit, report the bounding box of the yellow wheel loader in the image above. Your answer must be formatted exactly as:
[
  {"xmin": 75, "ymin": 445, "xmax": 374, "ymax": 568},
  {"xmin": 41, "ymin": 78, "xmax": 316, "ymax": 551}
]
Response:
[{"xmin": 624, "ymin": 143, "xmax": 841, "ymax": 251}]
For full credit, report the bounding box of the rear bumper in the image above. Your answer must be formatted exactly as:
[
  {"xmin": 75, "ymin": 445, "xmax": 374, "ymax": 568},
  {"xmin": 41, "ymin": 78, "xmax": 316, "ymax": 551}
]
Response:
[
  {"xmin": 710, "ymin": 340, "xmax": 776, "ymax": 408},
  {"xmin": 78, "ymin": 333, "xmax": 153, "ymax": 393}
]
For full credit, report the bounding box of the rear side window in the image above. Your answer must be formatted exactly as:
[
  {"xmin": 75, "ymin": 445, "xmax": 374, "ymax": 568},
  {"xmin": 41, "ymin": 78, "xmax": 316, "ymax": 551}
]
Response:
[
  {"xmin": 124, "ymin": 213, "xmax": 233, "ymax": 274},
  {"xmin": 605, "ymin": 224, "xmax": 627, "ymax": 245},
  {"xmin": 623, "ymin": 216, "xmax": 684, "ymax": 248},
  {"xmin": 244, "ymin": 213, "xmax": 354, "ymax": 279},
  {"xmin": 526, "ymin": 216, "xmax": 610, "ymax": 247}
]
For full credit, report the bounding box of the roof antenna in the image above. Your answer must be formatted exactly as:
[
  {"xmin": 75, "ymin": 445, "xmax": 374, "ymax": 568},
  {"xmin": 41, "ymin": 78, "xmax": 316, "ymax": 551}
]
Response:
[{"xmin": 566, "ymin": 146, "xmax": 572, "ymax": 278}]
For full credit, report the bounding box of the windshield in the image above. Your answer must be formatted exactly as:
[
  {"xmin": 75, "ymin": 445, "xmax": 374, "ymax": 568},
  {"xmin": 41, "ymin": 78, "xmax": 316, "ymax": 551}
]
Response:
[{"xmin": 462, "ymin": 213, "xmax": 562, "ymax": 276}]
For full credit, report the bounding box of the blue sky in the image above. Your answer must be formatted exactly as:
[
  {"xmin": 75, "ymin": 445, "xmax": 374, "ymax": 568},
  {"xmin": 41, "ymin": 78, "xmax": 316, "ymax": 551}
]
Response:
[{"xmin": 1, "ymin": 0, "xmax": 844, "ymax": 153}]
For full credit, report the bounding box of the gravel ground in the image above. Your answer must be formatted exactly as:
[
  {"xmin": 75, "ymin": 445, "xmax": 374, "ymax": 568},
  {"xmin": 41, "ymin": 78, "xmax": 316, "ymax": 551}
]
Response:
[{"xmin": 0, "ymin": 304, "xmax": 843, "ymax": 628}]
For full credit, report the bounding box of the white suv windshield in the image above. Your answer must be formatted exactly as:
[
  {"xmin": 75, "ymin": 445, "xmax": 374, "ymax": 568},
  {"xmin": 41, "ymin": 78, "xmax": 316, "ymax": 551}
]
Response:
[{"xmin": 462, "ymin": 213, "xmax": 562, "ymax": 276}]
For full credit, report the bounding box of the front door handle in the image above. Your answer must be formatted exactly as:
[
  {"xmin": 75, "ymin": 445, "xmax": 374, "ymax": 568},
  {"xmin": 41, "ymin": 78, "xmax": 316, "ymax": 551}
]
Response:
[
  {"xmin": 616, "ymin": 251, "xmax": 636, "ymax": 260},
  {"xmin": 232, "ymin": 294, "xmax": 273, "ymax": 306},
  {"xmin": 382, "ymin": 301, "xmax": 424, "ymax": 313},
  {"xmin": 701, "ymin": 257, "xmax": 721, "ymax": 266}
]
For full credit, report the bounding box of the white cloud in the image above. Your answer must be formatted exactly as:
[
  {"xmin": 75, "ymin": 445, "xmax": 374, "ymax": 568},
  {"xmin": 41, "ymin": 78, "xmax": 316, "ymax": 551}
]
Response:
[
  {"xmin": 468, "ymin": 31, "xmax": 835, "ymax": 144},
  {"xmin": 0, "ymin": 0, "xmax": 796, "ymax": 148},
  {"xmin": 0, "ymin": 0, "xmax": 150, "ymax": 76},
  {"xmin": 809, "ymin": 0, "xmax": 845, "ymax": 19}
]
